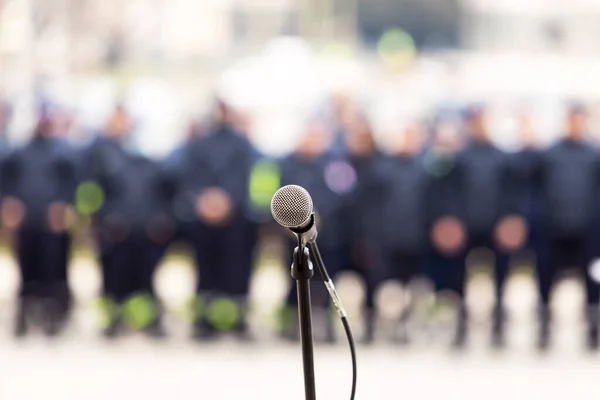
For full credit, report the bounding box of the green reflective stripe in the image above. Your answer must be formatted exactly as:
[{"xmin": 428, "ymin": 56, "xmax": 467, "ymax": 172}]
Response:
[
  {"xmin": 75, "ymin": 181, "xmax": 105, "ymax": 215},
  {"xmin": 123, "ymin": 294, "xmax": 158, "ymax": 330},
  {"xmin": 206, "ymin": 297, "xmax": 240, "ymax": 331},
  {"xmin": 249, "ymin": 160, "xmax": 280, "ymax": 207}
]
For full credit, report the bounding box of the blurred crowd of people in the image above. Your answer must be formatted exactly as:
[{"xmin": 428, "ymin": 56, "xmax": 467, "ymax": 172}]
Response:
[{"xmin": 1, "ymin": 92, "xmax": 600, "ymax": 353}]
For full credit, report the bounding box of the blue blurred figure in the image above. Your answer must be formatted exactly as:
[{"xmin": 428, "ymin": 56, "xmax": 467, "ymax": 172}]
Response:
[
  {"xmin": 381, "ymin": 122, "xmax": 429, "ymax": 344},
  {"xmin": 179, "ymin": 100, "xmax": 259, "ymax": 341},
  {"xmin": 532, "ymin": 104, "xmax": 600, "ymax": 350},
  {"xmin": 422, "ymin": 116, "xmax": 468, "ymax": 347},
  {"xmin": 79, "ymin": 105, "xmax": 175, "ymax": 338},
  {"xmin": 340, "ymin": 113, "xmax": 389, "ymax": 344},
  {"xmin": 453, "ymin": 106, "xmax": 525, "ymax": 348},
  {"xmin": 0, "ymin": 106, "xmax": 77, "ymax": 337}
]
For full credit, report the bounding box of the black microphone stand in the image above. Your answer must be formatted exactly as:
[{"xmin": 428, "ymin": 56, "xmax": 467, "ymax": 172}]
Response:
[{"xmin": 291, "ymin": 244, "xmax": 317, "ymax": 400}]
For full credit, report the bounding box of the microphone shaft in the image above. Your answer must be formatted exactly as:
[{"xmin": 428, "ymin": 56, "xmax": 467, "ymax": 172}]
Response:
[{"xmin": 297, "ymin": 279, "xmax": 317, "ymax": 400}]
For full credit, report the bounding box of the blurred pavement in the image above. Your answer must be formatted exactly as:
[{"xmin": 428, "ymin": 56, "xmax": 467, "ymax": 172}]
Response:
[{"xmin": 0, "ymin": 254, "xmax": 598, "ymax": 399}]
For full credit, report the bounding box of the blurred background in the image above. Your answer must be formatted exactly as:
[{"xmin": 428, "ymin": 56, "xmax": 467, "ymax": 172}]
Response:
[{"xmin": 2, "ymin": 0, "xmax": 600, "ymax": 399}]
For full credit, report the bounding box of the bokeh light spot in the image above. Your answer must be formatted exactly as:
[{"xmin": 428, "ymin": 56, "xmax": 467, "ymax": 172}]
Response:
[
  {"xmin": 123, "ymin": 294, "xmax": 157, "ymax": 330},
  {"xmin": 377, "ymin": 28, "xmax": 416, "ymax": 69},
  {"xmin": 75, "ymin": 181, "xmax": 105, "ymax": 215},
  {"xmin": 589, "ymin": 260, "xmax": 600, "ymax": 283},
  {"xmin": 207, "ymin": 298, "xmax": 240, "ymax": 331}
]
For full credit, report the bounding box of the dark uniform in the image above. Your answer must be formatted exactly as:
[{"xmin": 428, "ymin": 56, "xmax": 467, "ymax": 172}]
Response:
[
  {"xmin": 81, "ymin": 134, "xmax": 175, "ymax": 337},
  {"xmin": 454, "ymin": 140, "xmax": 519, "ymax": 346},
  {"xmin": 278, "ymin": 149, "xmax": 346, "ymax": 342},
  {"xmin": 422, "ymin": 144, "xmax": 466, "ymax": 343},
  {"xmin": 512, "ymin": 145, "xmax": 543, "ymax": 258},
  {"xmin": 341, "ymin": 149, "xmax": 389, "ymax": 343},
  {"xmin": 181, "ymin": 121, "xmax": 257, "ymax": 339},
  {"xmin": 381, "ymin": 151, "xmax": 429, "ymax": 341},
  {"xmin": 2, "ymin": 129, "xmax": 77, "ymax": 337},
  {"xmin": 532, "ymin": 137, "xmax": 600, "ymax": 349}
]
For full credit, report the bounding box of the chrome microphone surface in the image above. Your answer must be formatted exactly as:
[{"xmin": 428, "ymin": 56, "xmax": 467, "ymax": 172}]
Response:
[{"xmin": 270, "ymin": 185, "xmax": 314, "ymax": 229}]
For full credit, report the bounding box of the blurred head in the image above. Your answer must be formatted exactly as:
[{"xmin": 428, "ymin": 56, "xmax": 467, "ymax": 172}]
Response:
[
  {"xmin": 345, "ymin": 114, "xmax": 376, "ymax": 157},
  {"xmin": 331, "ymin": 92, "xmax": 353, "ymax": 123},
  {"xmin": 391, "ymin": 122, "xmax": 424, "ymax": 156},
  {"xmin": 186, "ymin": 120, "xmax": 201, "ymax": 142},
  {"xmin": 464, "ymin": 105, "xmax": 490, "ymax": 142},
  {"xmin": 214, "ymin": 99, "xmax": 234, "ymax": 125},
  {"xmin": 34, "ymin": 114, "xmax": 53, "ymax": 138},
  {"xmin": 104, "ymin": 105, "xmax": 132, "ymax": 140},
  {"xmin": 432, "ymin": 119, "xmax": 463, "ymax": 152},
  {"xmin": 231, "ymin": 109, "xmax": 252, "ymax": 135},
  {"xmin": 296, "ymin": 120, "xmax": 330, "ymax": 158},
  {"xmin": 516, "ymin": 113, "xmax": 538, "ymax": 148},
  {"xmin": 52, "ymin": 109, "xmax": 74, "ymax": 138},
  {"xmin": 565, "ymin": 103, "xmax": 588, "ymax": 141}
]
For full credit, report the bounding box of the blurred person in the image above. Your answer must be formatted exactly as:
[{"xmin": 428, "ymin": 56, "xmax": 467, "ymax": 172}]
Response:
[
  {"xmin": 80, "ymin": 105, "xmax": 175, "ymax": 338},
  {"xmin": 277, "ymin": 119, "xmax": 346, "ymax": 343},
  {"xmin": 165, "ymin": 119, "xmax": 203, "ymax": 243},
  {"xmin": 340, "ymin": 113, "xmax": 389, "ymax": 344},
  {"xmin": 180, "ymin": 100, "xmax": 259, "ymax": 341},
  {"xmin": 381, "ymin": 122, "xmax": 429, "ymax": 343},
  {"xmin": 511, "ymin": 113, "xmax": 543, "ymax": 261},
  {"xmin": 532, "ymin": 104, "xmax": 600, "ymax": 350},
  {"xmin": 452, "ymin": 106, "xmax": 525, "ymax": 348},
  {"xmin": 0, "ymin": 106, "xmax": 78, "ymax": 337},
  {"xmin": 422, "ymin": 117, "xmax": 467, "ymax": 347},
  {"xmin": 327, "ymin": 92, "xmax": 355, "ymax": 156}
]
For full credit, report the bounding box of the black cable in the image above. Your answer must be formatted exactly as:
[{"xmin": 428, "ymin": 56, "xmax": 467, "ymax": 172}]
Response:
[
  {"xmin": 341, "ymin": 316, "xmax": 357, "ymax": 400},
  {"xmin": 307, "ymin": 241, "xmax": 331, "ymax": 282}
]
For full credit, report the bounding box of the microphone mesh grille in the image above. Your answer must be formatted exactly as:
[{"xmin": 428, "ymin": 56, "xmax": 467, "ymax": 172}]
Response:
[{"xmin": 270, "ymin": 185, "xmax": 314, "ymax": 228}]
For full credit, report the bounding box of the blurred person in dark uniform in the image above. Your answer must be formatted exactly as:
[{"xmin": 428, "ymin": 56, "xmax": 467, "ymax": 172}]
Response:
[
  {"xmin": 422, "ymin": 117, "xmax": 468, "ymax": 347},
  {"xmin": 341, "ymin": 114, "xmax": 389, "ymax": 344},
  {"xmin": 0, "ymin": 106, "xmax": 77, "ymax": 337},
  {"xmin": 533, "ymin": 104, "xmax": 600, "ymax": 350},
  {"xmin": 80, "ymin": 105, "xmax": 175, "ymax": 338},
  {"xmin": 326, "ymin": 92, "xmax": 355, "ymax": 157},
  {"xmin": 49, "ymin": 105, "xmax": 78, "ymax": 324},
  {"xmin": 166, "ymin": 119, "xmax": 203, "ymax": 244},
  {"xmin": 453, "ymin": 106, "xmax": 526, "ymax": 348},
  {"xmin": 181, "ymin": 100, "xmax": 258, "ymax": 341},
  {"xmin": 511, "ymin": 113, "xmax": 543, "ymax": 264},
  {"xmin": 382, "ymin": 123, "xmax": 429, "ymax": 343},
  {"xmin": 277, "ymin": 119, "xmax": 346, "ymax": 343}
]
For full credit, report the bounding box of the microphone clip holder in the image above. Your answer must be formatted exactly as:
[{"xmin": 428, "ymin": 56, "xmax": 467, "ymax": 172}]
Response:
[
  {"xmin": 290, "ymin": 213, "xmax": 318, "ymax": 245},
  {"xmin": 291, "ymin": 245, "xmax": 317, "ymax": 400}
]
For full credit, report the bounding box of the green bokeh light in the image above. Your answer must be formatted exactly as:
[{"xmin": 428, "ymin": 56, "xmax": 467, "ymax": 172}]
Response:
[
  {"xmin": 75, "ymin": 181, "xmax": 105, "ymax": 215},
  {"xmin": 123, "ymin": 294, "xmax": 157, "ymax": 330},
  {"xmin": 377, "ymin": 28, "xmax": 416, "ymax": 68},
  {"xmin": 207, "ymin": 298, "xmax": 240, "ymax": 331}
]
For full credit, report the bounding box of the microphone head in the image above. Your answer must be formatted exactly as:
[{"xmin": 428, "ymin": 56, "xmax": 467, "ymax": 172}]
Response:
[{"xmin": 270, "ymin": 185, "xmax": 314, "ymax": 228}]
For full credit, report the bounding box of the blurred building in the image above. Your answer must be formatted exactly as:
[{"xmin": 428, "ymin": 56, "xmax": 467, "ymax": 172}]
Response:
[{"xmin": 462, "ymin": 0, "xmax": 600, "ymax": 53}]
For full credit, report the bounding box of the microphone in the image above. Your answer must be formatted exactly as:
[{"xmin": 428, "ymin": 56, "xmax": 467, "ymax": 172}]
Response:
[
  {"xmin": 271, "ymin": 185, "xmax": 342, "ymax": 313},
  {"xmin": 270, "ymin": 184, "xmax": 318, "ymax": 243},
  {"xmin": 271, "ymin": 184, "xmax": 357, "ymax": 400}
]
